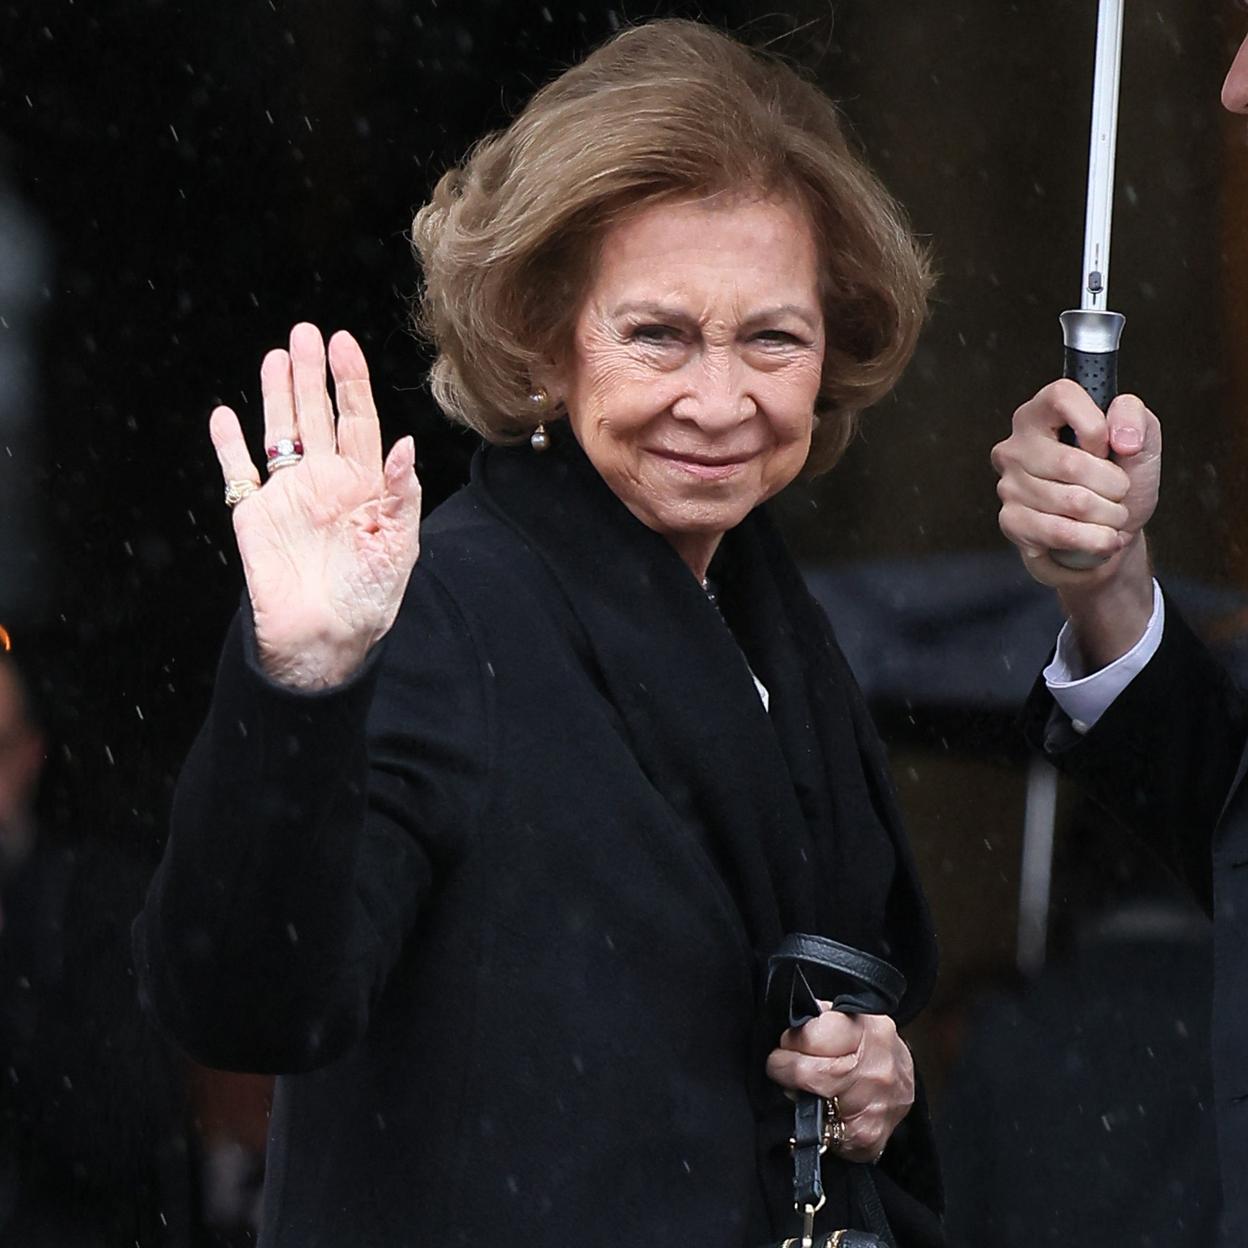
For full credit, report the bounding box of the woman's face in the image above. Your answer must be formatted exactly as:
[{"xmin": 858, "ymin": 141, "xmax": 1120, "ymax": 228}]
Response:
[{"xmin": 553, "ymin": 194, "xmax": 825, "ymax": 578}]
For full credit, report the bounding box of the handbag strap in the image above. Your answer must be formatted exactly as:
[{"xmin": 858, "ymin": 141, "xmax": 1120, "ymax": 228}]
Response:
[
  {"xmin": 765, "ymin": 934, "xmax": 905, "ymax": 1248},
  {"xmin": 765, "ymin": 934, "xmax": 906, "ymax": 1021}
]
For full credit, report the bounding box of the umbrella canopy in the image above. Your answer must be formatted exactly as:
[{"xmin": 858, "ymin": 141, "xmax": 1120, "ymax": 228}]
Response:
[{"xmin": 805, "ymin": 551, "xmax": 1248, "ymax": 716}]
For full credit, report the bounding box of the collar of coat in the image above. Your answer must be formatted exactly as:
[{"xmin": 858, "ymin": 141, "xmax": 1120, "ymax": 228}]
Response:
[{"xmin": 471, "ymin": 424, "xmax": 936, "ymax": 1023}]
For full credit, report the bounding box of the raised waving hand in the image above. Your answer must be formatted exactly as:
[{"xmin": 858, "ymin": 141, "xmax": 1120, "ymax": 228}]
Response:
[{"xmin": 210, "ymin": 323, "xmax": 422, "ymax": 689}]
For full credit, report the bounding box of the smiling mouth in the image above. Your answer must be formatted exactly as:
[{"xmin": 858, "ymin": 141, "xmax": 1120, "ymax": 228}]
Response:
[{"xmin": 646, "ymin": 448, "xmax": 755, "ymax": 481}]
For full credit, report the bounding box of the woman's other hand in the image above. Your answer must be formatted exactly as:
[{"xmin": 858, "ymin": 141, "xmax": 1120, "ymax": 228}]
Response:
[
  {"xmin": 765, "ymin": 1005, "xmax": 914, "ymax": 1164},
  {"xmin": 210, "ymin": 323, "xmax": 422, "ymax": 690}
]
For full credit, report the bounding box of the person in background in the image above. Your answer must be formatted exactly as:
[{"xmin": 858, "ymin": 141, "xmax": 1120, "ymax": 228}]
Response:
[
  {"xmin": 134, "ymin": 20, "xmax": 945, "ymax": 1247},
  {"xmin": 990, "ymin": 18, "xmax": 1248, "ymax": 1240},
  {"xmin": 0, "ymin": 645, "xmax": 192, "ymax": 1247},
  {"xmin": 0, "ymin": 645, "xmax": 44, "ymax": 904},
  {"xmin": 939, "ymin": 805, "xmax": 1220, "ymax": 1244}
]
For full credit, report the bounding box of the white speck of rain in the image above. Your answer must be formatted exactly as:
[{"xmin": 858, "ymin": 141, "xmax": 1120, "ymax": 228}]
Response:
[
  {"xmin": 286, "ymin": 923, "xmax": 299, "ymax": 945},
  {"xmin": 169, "ymin": 124, "xmax": 179, "ymax": 143}
]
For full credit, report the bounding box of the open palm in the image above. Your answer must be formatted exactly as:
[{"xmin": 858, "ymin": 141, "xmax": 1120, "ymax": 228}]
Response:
[{"xmin": 211, "ymin": 323, "xmax": 422, "ymax": 689}]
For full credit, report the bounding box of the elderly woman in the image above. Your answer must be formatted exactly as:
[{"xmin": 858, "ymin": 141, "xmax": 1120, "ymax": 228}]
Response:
[{"xmin": 134, "ymin": 19, "xmax": 941, "ymax": 1248}]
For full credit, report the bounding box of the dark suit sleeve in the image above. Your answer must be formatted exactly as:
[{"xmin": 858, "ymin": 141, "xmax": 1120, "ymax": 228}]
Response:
[
  {"xmin": 1021, "ymin": 592, "xmax": 1248, "ymax": 913},
  {"xmin": 133, "ymin": 564, "xmax": 491, "ymax": 1073}
]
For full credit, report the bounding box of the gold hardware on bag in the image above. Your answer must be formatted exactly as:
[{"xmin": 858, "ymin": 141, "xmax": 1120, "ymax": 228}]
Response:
[
  {"xmin": 800, "ymin": 1201, "xmax": 817, "ymax": 1248},
  {"xmin": 780, "ymin": 1230, "xmax": 845, "ymax": 1248}
]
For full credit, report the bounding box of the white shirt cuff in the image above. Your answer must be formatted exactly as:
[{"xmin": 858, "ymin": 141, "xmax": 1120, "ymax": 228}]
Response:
[{"xmin": 1043, "ymin": 580, "xmax": 1164, "ymax": 734}]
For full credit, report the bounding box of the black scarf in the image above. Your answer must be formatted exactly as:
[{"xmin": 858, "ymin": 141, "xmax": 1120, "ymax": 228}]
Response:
[
  {"xmin": 473, "ymin": 427, "xmax": 939, "ymax": 1238},
  {"xmin": 473, "ymin": 427, "xmax": 935, "ymax": 1019}
]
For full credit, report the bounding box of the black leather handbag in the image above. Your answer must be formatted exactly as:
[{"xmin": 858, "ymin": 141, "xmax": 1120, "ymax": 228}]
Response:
[{"xmin": 759, "ymin": 934, "xmax": 907, "ymax": 1248}]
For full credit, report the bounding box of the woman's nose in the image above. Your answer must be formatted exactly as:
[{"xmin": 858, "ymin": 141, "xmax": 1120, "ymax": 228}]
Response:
[{"xmin": 671, "ymin": 353, "xmax": 755, "ymax": 428}]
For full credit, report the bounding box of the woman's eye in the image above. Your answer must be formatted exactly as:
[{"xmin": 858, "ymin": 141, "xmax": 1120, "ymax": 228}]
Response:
[
  {"xmin": 752, "ymin": 330, "xmax": 799, "ymax": 346},
  {"xmin": 630, "ymin": 324, "xmax": 681, "ymax": 344}
]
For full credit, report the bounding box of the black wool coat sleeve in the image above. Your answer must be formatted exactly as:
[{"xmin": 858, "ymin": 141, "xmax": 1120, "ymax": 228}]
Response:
[
  {"xmin": 1021, "ymin": 589, "xmax": 1248, "ymax": 1240},
  {"xmin": 1020, "ymin": 590, "xmax": 1248, "ymax": 912},
  {"xmin": 134, "ymin": 437, "xmax": 942, "ymax": 1248},
  {"xmin": 134, "ymin": 561, "xmax": 488, "ymax": 1075}
]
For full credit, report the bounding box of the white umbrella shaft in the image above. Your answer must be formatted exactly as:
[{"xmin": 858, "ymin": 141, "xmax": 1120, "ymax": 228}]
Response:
[
  {"xmin": 1081, "ymin": 0, "xmax": 1124, "ymax": 311},
  {"xmin": 1018, "ymin": 757, "xmax": 1059, "ymax": 975}
]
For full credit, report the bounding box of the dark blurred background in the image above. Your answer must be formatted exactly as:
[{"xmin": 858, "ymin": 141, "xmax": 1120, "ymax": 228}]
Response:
[{"xmin": 0, "ymin": 0, "xmax": 1244, "ymax": 1242}]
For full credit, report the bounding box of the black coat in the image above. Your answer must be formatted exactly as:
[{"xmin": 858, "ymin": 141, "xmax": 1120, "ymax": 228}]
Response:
[
  {"xmin": 135, "ymin": 432, "xmax": 942, "ymax": 1247},
  {"xmin": 1023, "ymin": 595, "xmax": 1248, "ymax": 1239}
]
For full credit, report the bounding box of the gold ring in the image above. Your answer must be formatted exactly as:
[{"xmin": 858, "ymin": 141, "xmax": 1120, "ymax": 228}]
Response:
[
  {"xmin": 823, "ymin": 1096, "xmax": 846, "ymax": 1149},
  {"xmin": 224, "ymin": 479, "xmax": 260, "ymax": 508}
]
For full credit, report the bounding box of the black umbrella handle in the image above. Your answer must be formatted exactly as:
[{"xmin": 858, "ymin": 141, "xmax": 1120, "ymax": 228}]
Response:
[
  {"xmin": 1063, "ymin": 342, "xmax": 1118, "ymax": 414},
  {"xmin": 1050, "ymin": 309, "xmax": 1127, "ymax": 571}
]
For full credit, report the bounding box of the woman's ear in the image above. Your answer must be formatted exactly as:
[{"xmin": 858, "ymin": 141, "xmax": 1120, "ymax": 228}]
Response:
[{"xmin": 533, "ymin": 335, "xmax": 577, "ymax": 413}]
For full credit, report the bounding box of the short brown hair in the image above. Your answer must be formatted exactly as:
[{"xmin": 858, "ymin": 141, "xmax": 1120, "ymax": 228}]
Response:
[{"xmin": 412, "ymin": 18, "xmax": 932, "ymax": 475}]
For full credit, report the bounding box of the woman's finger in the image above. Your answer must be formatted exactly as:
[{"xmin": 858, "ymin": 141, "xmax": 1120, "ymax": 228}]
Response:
[
  {"xmin": 329, "ymin": 330, "xmax": 382, "ymax": 477},
  {"xmin": 382, "ymin": 435, "xmax": 422, "ymax": 516},
  {"xmin": 778, "ymin": 1006, "xmax": 861, "ymax": 1057},
  {"xmin": 260, "ymin": 348, "xmax": 298, "ymax": 463},
  {"xmin": 209, "ymin": 405, "xmax": 262, "ymax": 497},
  {"xmin": 765, "ymin": 1047, "xmax": 857, "ymax": 1097},
  {"xmin": 380, "ymin": 436, "xmax": 424, "ymax": 574},
  {"xmin": 289, "ymin": 322, "xmax": 335, "ymax": 456}
]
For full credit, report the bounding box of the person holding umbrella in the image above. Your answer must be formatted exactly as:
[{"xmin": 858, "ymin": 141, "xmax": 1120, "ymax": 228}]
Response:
[{"xmin": 991, "ymin": 19, "xmax": 1248, "ymax": 1239}]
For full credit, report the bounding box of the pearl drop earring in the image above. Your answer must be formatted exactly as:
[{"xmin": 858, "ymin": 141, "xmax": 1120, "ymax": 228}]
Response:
[{"xmin": 528, "ymin": 386, "xmax": 552, "ymax": 452}]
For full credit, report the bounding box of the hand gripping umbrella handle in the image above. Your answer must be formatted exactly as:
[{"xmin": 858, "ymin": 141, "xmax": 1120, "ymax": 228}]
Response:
[{"xmin": 1051, "ymin": 308, "xmax": 1127, "ymax": 570}]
